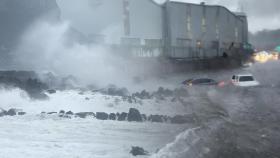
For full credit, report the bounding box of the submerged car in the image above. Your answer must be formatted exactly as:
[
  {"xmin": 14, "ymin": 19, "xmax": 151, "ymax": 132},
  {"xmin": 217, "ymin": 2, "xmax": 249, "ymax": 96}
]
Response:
[
  {"xmin": 231, "ymin": 74, "xmax": 260, "ymax": 87},
  {"xmin": 182, "ymin": 78, "xmax": 218, "ymax": 86}
]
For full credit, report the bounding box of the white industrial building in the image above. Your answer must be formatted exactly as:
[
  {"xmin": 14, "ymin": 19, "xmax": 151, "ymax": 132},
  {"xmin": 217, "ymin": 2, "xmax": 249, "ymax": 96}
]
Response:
[{"xmin": 59, "ymin": 0, "xmax": 250, "ymax": 60}]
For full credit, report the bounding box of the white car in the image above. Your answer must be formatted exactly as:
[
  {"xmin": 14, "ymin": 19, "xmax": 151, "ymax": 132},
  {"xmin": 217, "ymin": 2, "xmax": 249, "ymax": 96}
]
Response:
[{"xmin": 231, "ymin": 74, "xmax": 260, "ymax": 87}]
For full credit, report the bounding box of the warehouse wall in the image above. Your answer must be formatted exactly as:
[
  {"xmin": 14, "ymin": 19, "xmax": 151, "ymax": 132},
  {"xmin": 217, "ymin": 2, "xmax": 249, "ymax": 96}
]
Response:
[{"xmin": 165, "ymin": 2, "xmax": 248, "ymax": 59}]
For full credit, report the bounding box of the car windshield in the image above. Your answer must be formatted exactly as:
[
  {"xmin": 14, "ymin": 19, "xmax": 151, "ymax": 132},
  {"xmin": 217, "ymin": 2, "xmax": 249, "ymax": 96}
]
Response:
[
  {"xmin": 239, "ymin": 76, "xmax": 255, "ymax": 82},
  {"xmin": 193, "ymin": 79, "xmax": 213, "ymax": 84}
]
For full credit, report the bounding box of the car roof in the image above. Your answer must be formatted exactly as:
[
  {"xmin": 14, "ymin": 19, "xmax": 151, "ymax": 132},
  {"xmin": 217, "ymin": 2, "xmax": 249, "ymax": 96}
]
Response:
[{"xmin": 234, "ymin": 74, "xmax": 254, "ymax": 77}]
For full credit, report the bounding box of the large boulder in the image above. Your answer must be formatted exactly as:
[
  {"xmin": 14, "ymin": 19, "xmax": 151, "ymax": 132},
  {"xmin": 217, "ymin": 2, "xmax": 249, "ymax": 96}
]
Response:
[
  {"xmin": 0, "ymin": 108, "xmax": 6, "ymax": 117},
  {"xmin": 117, "ymin": 112, "xmax": 128, "ymax": 121},
  {"xmin": 109, "ymin": 113, "xmax": 116, "ymax": 120},
  {"xmin": 96, "ymin": 112, "xmax": 109, "ymax": 120},
  {"xmin": 130, "ymin": 146, "xmax": 148, "ymax": 156},
  {"xmin": 66, "ymin": 111, "xmax": 74, "ymax": 115},
  {"xmin": 75, "ymin": 112, "xmax": 94, "ymax": 118},
  {"xmin": 0, "ymin": 71, "xmax": 49, "ymax": 100},
  {"xmin": 127, "ymin": 108, "xmax": 142, "ymax": 122},
  {"xmin": 6, "ymin": 109, "xmax": 17, "ymax": 116}
]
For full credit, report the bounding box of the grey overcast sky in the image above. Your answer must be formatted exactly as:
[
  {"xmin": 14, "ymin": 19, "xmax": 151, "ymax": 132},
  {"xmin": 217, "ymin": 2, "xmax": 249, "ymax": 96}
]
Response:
[{"xmin": 57, "ymin": 0, "xmax": 280, "ymax": 33}]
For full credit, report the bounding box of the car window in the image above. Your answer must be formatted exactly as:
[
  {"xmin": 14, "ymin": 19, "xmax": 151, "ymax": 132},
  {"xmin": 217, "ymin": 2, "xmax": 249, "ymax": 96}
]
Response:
[
  {"xmin": 193, "ymin": 79, "xmax": 212, "ymax": 84},
  {"xmin": 239, "ymin": 76, "xmax": 254, "ymax": 82}
]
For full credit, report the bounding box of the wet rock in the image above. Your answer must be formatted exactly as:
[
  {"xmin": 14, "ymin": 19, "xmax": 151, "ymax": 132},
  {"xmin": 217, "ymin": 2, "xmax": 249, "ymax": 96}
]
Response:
[
  {"xmin": 75, "ymin": 112, "xmax": 94, "ymax": 118},
  {"xmin": 141, "ymin": 114, "xmax": 147, "ymax": 121},
  {"xmin": 171, "ymin": 115, "xmax": 195, "ymax": 124},
  {"xmin": 18, "ymin": 112, "xmax": 26, "ymax": 115},
  {"xmin": 47, "ymin": 89, "xmax": 56, "ymax": 94},
  {"xmin": 96, "ymin": 112, "xmax": 109, "ymax": 120},
  {"xmin": 117, "ymin": 112, "xmax": 128, "ymax": 121},
  {"xmin": 59, "ymin": 110, "xmax": 65, "ymax": 117},
  {"xmin": 6, "ymin": 109, "xmax": 17, "ymax": 116},
  {"xmin": 133, "ymin": 90, "xmax": 151, "ymax": 99},
  {"xmin": 109, "ymin": 113, "xmax": 116, "ymax": 120},
  {"xmin": 128, "ymin": 108, "xmax": 142, "ymax": 122},
  {"xmin": 148, "ymin": 115, "xmax": 164, "ymax": 123},
  {"xmin": 47, "ymin": 112, "xmax": 57, "ymax": 115},
  {"xmin": 66, "ymin": 111, "xmax": 74, "ymax": 115},
  {"xmin": 130, "ymin": 146, "xmax": 148, "ymax": 156},
  {"xmin": 0, "ymin": 109, "xmax": 6, "ymax": 117}
]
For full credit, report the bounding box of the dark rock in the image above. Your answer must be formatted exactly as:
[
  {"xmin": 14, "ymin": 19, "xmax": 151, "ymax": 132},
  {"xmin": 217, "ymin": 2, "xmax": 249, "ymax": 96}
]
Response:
[
  {"xmin": 150, "ymin": 115, "xmax": 164, "ymax": 122},
  {"xmin": 148, "ymin": 115, "xmax": 164, "ymax": 123},
  {"xmin": 58, "ymin": 110, "xmax": 65, "ymax": 117},
  {"xmin": 85, "ymin": 97, "xmax": 90, "ymax": 100},
  {"xmin": 128, "ymin": 108, "xmax": 142, "ymax": 122},
  {"xmin": 47, "ymin": 89, "xmax": 56, "ymax": 94},
  {"xmin": 117, "ymin": 112, "xmax": 128, "ymax": 121},
  {"xmin": 109, "ymin": 113, "xmax": 117, "ymax": 120},
  {"xmin": 133, "ymin": 90, "xmax": 151, "ymax": 99},
  {"xmin": 75, "ymin": 112, "xmax": 94, "ymax": 118},
  {"xmin": 0, "ymin": 71, "xmax": 49, "ymax": 100},
  {"xmin": 66, "ymin": 111, "xmax": 74, "ymax": 115},
  {"xmin": 18, "ymin": 112, "xmax": 26, "ymax": 115},
  {"xmin": 6, "ymin": 109, "xmax": 17, "ymax": 116},
  {"xmin": 171, "ymin": 115, "xmax": 195, "ymax": 124},
  {"xmin": 47, "ymin": 112, "xmax": 57, "ymax": 115},
  {"xmin": 96, "ymin": 112, "xmax": 109, "ymax": 120},
  {"xmin": 130, "ymin": 146, "xmax": 148, "ymax": 156},
  {"xmin": 141, "ymin": 114, "xmax": 147, "ymax": 121},
  {"xmin": 163, "ymin": 116, "xmax": 172, "ymax": 123},
  {"xmin": 0, "ymin": 109, "xmax": 6, "ymax": 117},
  {"xmin": 41, "ymin": 112, "xmax": 46, "ymax": 114}
]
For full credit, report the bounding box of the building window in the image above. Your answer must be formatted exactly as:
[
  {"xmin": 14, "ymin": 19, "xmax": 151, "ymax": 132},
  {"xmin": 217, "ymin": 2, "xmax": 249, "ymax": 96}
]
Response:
[
  {"xmin": 186, "ymin": 5, "xmax": 192, "ymax": 38},
  {"xmin": 202, "ymin": 6, "xmax": 207, "ymax": 33},
  {"xmin": 215, "ymin": 8, "xmax": 220, "ymax": 39},
  {"xmin": 235, "ymin": 27, "xmax": 239, "ymax": 41}
]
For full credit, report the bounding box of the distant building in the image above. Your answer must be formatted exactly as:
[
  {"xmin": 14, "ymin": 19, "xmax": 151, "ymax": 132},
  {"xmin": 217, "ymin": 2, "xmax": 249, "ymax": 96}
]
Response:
[{"xmin": 60, "ymin": 0, "xmax": 251, "ymax": 60}]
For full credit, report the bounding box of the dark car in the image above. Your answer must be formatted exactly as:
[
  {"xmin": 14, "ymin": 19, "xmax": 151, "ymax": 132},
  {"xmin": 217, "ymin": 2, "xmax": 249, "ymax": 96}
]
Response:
[{"xmin": 182, "ymin": 78, "xmax": 218, "ymax": 86}]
